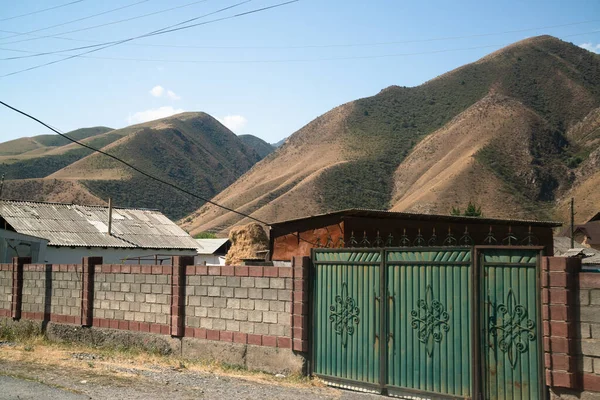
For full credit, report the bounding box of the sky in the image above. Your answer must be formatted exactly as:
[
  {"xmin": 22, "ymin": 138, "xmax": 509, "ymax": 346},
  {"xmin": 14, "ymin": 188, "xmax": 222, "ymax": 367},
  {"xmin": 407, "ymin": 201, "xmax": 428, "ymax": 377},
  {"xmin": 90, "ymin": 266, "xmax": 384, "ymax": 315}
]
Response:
[{"xmin": 0, "ymin": 0, "xmax": 599, "ymax": 144}]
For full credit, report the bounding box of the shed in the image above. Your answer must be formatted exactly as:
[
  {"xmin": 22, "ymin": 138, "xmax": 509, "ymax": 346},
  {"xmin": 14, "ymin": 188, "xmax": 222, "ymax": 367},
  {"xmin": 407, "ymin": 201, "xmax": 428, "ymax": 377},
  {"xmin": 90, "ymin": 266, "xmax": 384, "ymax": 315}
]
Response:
[
  {"xmin": 0, "ymin": 200, "xmax": 199, "ymax": 264},
  {"xmin": 269, "ymin": 208, "xmax": 561, "ymax": 261},
  {"xmin": 195, "ymin": 238, "xmax": 230, "ymax": 266}
]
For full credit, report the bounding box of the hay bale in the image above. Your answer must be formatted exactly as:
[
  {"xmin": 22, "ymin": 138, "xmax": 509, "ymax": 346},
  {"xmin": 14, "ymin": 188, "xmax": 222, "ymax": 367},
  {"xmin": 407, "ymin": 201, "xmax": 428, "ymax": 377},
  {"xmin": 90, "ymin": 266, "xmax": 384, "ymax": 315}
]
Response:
[{"xmin": 225, "ymin": 223, "xmax": 269, "ymax": 265}]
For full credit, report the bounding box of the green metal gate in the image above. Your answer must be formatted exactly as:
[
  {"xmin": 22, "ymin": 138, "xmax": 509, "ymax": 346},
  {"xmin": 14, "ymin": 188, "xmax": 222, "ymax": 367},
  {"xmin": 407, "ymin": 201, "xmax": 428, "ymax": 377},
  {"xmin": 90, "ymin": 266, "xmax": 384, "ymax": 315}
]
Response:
[
  {"xmin": 311, "ymin": 246, "xmax": 543, "ymax": 399},
  {"xmin": 386, "ymin": 249, "xmax": 472, "ymax": 399},
  {"xmin": 478, "ymin": 248, "xmax": 543, "ymax": 400}
]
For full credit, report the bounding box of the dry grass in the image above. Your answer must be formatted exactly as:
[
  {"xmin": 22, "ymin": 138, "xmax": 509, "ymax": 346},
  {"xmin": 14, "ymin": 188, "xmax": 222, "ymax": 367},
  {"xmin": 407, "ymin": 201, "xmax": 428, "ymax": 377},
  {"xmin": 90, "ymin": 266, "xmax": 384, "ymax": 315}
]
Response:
[{"xmin": 0, "ymin": 334, "xmax": 320, "ymax": 390}]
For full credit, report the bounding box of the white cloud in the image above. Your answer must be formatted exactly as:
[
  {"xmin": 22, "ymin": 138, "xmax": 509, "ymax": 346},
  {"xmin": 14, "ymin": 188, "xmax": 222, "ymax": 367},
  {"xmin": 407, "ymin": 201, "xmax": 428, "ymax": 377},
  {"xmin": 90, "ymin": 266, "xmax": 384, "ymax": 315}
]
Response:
[
  {"xmin": 127, "ymin": 106, "xmax": 185, "ymax": 124},
  {"xmin": 167, "ymin": 90, "xmax": 181, "ymax": 100},
  {"xmin": 150, "ymin": 85, "xmax": 164, "ymax": 97},
  {"xmin": 580, "ymin": 42, "xmax": 600, "ymax": 53},
  {"xmin": 217, "ymin": 115, "xmax": 247, "ymax": 133}
]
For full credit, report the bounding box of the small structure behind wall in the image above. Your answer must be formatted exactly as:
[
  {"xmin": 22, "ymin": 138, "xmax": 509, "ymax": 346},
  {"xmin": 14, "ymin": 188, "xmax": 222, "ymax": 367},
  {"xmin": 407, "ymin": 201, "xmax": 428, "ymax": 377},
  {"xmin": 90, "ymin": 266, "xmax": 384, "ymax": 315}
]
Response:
[{"xmin": 0, "ymin": 229, "xmax": 47, "ymax": 263}]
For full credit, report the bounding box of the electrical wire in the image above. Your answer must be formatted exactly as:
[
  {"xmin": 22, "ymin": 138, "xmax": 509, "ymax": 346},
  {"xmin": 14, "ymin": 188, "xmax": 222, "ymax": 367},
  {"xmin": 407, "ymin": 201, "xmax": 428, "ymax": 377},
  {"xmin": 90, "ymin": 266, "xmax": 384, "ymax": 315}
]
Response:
[
  {"xmin": 0, "ymin": 99, "xmax": 270, "ymax": 226},
  {"xmin": 0, "ymin": 99, "xmax": 322, "ymax": 246},
  {"xmin": 0, "ymin": 1, "xmax": 85, "ymax": 22},
  {"xmin": 1, "ymin": 16, "xmax": 599, "ymax": 48},
  {"xmin": 0, "ymin": 0, "xmax": 216, "ymax": 46},
  {"xmin": 0, "ymin": 0, "xmax": 152, "ymax": 41},
  {"xmin": 0, "ymin": 0, "xmax": 299, "ymax": 78}
]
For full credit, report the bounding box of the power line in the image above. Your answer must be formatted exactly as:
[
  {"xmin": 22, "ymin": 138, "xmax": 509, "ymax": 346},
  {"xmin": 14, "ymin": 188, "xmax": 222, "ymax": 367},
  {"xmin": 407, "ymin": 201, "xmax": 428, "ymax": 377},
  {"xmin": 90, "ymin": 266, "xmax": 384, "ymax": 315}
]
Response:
[
  {"xmin": 1, "ymin": 0, "xmax": 300, "ymax": 78},
  {"xmin": 0, "ymin": 1, "xmax": 85, "ymax": 22},
  {"xmin": 1, "ymin": 16, "xmax": 599, "ymax": 49},
  {"xmin": 0, "ymin": 0, "xmax": 215, "ymax": 46},
  {"xmin": 0, "ymin": 0, "xmax": 152, "ymax": 41},
  {"xmin": 0, "ymin": 99, "xmax": 269, "ymax": 225}
]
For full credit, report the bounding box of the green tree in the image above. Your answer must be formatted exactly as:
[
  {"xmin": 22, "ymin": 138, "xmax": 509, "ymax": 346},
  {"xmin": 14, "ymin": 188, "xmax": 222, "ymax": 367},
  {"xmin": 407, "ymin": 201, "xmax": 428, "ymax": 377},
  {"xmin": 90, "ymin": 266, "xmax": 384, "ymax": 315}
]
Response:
[
  {"xmin": 450, "ymin": 202, "xmax": 483, "ymax": 217},
  {"xmin": 193, "ymin": 232, "xmax": 217, "ymax": 239}
]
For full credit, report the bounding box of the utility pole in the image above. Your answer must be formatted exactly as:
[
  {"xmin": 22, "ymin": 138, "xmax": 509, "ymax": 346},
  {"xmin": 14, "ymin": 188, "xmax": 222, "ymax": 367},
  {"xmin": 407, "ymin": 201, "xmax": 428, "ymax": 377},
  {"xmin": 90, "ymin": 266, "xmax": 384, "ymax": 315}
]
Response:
[{"xmin": 571, "ymin": 197, "xmax": 575, "ymax": 249}]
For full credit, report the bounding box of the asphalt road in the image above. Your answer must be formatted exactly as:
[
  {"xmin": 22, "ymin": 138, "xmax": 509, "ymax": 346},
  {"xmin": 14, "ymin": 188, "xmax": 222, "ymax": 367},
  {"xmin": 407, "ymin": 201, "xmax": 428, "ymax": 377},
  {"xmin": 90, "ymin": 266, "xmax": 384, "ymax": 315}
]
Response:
[{"xmin": 0, "ymin": 375, "xmax": 89, "ymax": 400}]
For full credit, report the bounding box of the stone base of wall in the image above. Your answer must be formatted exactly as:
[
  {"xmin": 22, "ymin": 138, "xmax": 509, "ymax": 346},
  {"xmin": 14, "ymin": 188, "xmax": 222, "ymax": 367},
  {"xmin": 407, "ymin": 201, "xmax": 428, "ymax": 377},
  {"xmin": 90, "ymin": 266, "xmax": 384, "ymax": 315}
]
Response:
[
  {"xmin": 0, "ymin": 317, "xmax": 306, "ymax": 375},
  {"xmin": 550, "ymin": 388, "xmax": 600, "ymax": 399},
  {"xmin": 182, "ymin": 337, "xmax": 305, "ymax": 375}
]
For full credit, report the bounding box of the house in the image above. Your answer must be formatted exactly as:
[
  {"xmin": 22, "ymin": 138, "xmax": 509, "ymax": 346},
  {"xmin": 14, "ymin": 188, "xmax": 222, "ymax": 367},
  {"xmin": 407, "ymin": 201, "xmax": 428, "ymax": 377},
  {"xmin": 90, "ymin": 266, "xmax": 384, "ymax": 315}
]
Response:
[
  {"xmin": 195, "ymin": 238, "xmax": 230, "ymax": 266},
  {"xmin": 269, "ymin": 208, "xmax": 561, "ymax": 261},
  {"xmin": 0, "ymin": 200, "xmax": 198, "ymax": 264},
  {"xmin": 573, "ymin": 213, "xmax": 600, "ymax": 251}
]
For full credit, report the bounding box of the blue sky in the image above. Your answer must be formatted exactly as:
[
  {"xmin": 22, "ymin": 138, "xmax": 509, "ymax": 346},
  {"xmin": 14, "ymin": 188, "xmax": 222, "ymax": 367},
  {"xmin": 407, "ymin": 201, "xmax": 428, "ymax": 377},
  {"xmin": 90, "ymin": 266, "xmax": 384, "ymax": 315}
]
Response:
[{"xmin": 1, "ymin": 0, "xmax": 599, "ymax": 144}]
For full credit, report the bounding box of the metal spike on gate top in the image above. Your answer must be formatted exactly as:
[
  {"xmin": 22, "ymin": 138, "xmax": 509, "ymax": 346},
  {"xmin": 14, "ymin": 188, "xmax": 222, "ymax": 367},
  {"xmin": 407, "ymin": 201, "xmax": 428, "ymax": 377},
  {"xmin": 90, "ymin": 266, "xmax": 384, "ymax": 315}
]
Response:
[
  {"xmin": 314, "ymin": 237, "xmax": 322, "ymax": 248},
  {"xmin": 400, "ymin": 228, "xmax": 411, "ymax": 247},
  {"xmin": 428, "ymin": 228, "xmax": 437, "ymax": 246},
  {"xmin": 337, "ymin": 236, "xmax": 346, "ymax": 248},
  {"xmin": 443, "ymin": 227, "xmax": 457, "ymax": 246},
  {"xmin": 373, "ymin": 231, "xmax": 384, "ymax": 247},
  {"xmin": 413, "ymin": 228, "xmax": 425, "ymax": 247},
  {"xmin": 484, "ymin": 226, "xmax": 497, "ymax": 244},
  {"xmin": 385, "ymin": 233, "xmax": 394, "ymax": 247},
  {"xmin": 359, "ymin": 231, "xmax": 371, "ymax": 247},
  {"xmin": 325, "ymin": 233, "xmax": 334, "ymax": 248},
  {"xmin": 348, "ymin": 231, "xmax": 358, "ymax": 247},
  {"xmin": 520, "ymin": 225, "xmax": 539, "ymax": 246},
  {"xmin": 502, "ymin": 225, "xmax": 518, "ymax": 245},
  {"xmin": 459, "ymin": 226, "xmax": 473, "ymax": 246}
]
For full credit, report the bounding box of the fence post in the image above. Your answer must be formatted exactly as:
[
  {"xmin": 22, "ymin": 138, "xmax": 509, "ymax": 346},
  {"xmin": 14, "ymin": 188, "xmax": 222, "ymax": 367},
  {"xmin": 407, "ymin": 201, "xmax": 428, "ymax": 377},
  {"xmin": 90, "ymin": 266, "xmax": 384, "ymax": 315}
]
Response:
[
  {"xmin": 171, "ymin": 256, "xmax": 194, "ymax": 337},
  {"xmin": 292, "ymin": 256, "xmax": 310, "ymax": 353},
  {"xmin": 542, "ymin": 256, "xmax": 580, "ymax": 389},
  {"xmin": 11, "ymin": 257, "xmax": 31, "ymax": 320},
  {"xmin": 81, "ymin": 257, "xmax": 102, "ymax": 327}
]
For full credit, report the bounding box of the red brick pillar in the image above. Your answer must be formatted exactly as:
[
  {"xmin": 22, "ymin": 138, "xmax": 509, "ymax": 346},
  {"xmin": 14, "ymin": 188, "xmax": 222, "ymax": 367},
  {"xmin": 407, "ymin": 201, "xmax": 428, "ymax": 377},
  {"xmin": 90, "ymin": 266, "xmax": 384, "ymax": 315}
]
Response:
[
  {"xmin": 542, "ymin": 256, "xmax": 580, "ymax": 388},
  {"xmin": 11, "ymin": 257, "xmax": 31, "ymax": 320},
  {"xmin": 81, "ymin": 257, "xmax": 102, "ymax": 326},
  {"xmin": 292, "ymin": 256, "xmax": 310, "ymax": 353},
  {"xmin": 171, "ymin": 256, "xmax": 194, "ymax": 337}
]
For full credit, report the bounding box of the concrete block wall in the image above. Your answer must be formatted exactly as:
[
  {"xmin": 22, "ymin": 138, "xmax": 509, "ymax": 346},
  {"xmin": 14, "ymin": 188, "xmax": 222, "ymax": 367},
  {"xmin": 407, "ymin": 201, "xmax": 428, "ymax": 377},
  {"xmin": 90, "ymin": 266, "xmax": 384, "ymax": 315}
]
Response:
[
  {"xmin": 184, "ymin": 264, "xmax": 293, "ymax": 347},
  {"xmin": 0, "ymin": 264, "xmax": 11, "ymax": 316},
  {"xmin": 93, "ymin": 264, "xmax": 172, "ymax": 335},
  {"xmin": 20, "ymin": 264, "xmax": 82, "ymax": 324},
  {"xmin": 576, "ymin": 273, "xmax": 600, "ymax": 392}
]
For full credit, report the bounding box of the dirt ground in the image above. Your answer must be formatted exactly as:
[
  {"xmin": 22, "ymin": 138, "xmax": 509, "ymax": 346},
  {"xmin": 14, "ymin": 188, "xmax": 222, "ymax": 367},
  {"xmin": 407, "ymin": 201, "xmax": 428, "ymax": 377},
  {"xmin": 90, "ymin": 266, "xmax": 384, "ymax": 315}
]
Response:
[{"xmin": 0, "ymin": 340, "xmax": 378, "ymax": 400}]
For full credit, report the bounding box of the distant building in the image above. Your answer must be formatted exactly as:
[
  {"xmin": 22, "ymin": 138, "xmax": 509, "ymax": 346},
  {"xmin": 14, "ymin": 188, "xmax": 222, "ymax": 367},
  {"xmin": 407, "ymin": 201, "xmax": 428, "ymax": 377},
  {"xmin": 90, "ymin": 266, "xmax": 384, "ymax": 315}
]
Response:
[
  {"xmin": 195, "ymin": 238, "xmax": 230, "ymax": 266},
  {"xmin": 0, "ymin": 200, "xmax": 198, "ymax": 264},
  {"xmin": 573, "ymin": 214, "xmax": 600, "ymax": 251}
]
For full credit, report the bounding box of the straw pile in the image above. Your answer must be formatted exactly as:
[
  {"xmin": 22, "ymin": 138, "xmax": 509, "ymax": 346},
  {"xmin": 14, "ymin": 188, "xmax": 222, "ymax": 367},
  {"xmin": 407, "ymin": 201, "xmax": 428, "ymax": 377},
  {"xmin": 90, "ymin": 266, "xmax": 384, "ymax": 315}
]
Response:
[{"xmin": 225, "ymin": 223, "xmax": 269, "ymax": 265}]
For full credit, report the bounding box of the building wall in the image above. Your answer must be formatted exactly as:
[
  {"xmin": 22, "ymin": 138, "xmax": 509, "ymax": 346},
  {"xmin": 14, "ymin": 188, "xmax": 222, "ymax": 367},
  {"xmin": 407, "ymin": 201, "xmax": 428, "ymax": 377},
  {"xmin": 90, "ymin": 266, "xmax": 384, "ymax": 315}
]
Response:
[
  {"xmin": 194, "ymin": 254, "xmax": 225, "ymax": 266},
  {"xmin": 93, "ymin": 265, "xmax": 172, "ymax": 332},
  {"xmin": 0, "ymin": 229, "xmax": 47, "ymax": 263},
  {"xmin": 44, "ymin": 247, "xmax": 196, "ymax": 265}
]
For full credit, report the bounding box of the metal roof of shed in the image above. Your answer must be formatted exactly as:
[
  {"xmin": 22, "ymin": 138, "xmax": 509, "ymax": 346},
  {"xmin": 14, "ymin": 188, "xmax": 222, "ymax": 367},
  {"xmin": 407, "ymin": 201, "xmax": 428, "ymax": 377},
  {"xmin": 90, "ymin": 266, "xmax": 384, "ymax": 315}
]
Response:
[
  {"xmin": 270, "ymin": 208, "xmax": 562, "ymax": 228},
  {"xmin": 195, "ymin": 238, "xmax": 229, "ymax": 255},
  {"xmin": 0, "ymin": 200, "xmax": 198, "ymax": 250}
]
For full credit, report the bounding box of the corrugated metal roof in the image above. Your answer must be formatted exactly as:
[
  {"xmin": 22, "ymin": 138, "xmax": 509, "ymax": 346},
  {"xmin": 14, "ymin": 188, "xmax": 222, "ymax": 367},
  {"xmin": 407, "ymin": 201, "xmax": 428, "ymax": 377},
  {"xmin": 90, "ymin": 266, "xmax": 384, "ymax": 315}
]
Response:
[
  {"xmin": 0, "ymin": 200, "xmax": 198, "ymax": 250},
  {"xmin": 196, "ymin": 238, "xmax": 229, "ymax": 255},
  {"xmin": 270, "ymin": 208, "xmax": 562, "ymax": 227}
]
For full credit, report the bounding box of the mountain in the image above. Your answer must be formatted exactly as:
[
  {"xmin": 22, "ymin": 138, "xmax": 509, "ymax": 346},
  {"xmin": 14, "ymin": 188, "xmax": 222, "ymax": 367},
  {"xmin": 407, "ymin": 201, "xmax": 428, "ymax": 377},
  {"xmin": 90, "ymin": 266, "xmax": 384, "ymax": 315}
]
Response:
[
  {"xmin": 2, "ymin": 113, "xmax": 264, "ymax": 220},
  {"xmin": 238, "ymin": 135, "xmax": 275, "ymax": 159},
  {"xmin": 180, "ymin": 36, "xmax": 600, "ymax": 236},
  {"xmin": 271, "ymin": 138, "xmax": 287, "ymax": 148}
]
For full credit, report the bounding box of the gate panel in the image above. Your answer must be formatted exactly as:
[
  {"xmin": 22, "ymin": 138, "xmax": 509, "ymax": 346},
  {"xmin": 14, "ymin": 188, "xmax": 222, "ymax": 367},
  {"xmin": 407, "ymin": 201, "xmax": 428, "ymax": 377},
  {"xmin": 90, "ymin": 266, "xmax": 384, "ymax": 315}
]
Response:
[
  {"xmin": 386, "ymin": 249, "xmax": 472, "ymax": 398},
  {"xmin": 480, "ymin": 249, "xmax": 542, "ymax": 400},
  {"xmin": 312, "ymin": 250, "xmax": 382, "ymax": 389}
]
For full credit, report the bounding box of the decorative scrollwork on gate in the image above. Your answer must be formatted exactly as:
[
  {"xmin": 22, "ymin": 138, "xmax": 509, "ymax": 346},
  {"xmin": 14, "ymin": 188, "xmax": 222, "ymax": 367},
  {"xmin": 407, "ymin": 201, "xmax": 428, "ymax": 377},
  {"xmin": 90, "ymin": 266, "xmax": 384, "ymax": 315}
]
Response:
[
  {"xmin": 329, "ymin": 282, "xmax": 360, "ymax": 348},
  {"xmin": 411, "ymin": 284, "xmax": 450, "ymax": 357},
  {"xmin": 488, "ymin": 289, "xmax": 536, "ymax": 368}
]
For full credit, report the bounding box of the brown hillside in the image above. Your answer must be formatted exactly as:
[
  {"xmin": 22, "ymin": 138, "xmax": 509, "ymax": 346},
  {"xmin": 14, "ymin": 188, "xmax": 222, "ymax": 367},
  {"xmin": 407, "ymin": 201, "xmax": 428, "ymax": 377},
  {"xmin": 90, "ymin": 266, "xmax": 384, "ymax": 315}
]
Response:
[
  {"xmin": 2, "ymin": 113, "xmax": 265, "ymax": 220},
  {"xmin": 181, "ymin": 35, "xmax": 600, "ymax": 236}
]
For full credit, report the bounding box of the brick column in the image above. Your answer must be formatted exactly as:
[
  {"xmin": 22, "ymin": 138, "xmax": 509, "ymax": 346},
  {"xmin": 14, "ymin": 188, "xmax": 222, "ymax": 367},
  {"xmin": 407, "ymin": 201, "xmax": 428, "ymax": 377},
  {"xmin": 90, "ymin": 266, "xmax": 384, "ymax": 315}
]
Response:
[
  {"xmin": 542, "ymin": 256, "xmax": 580, "ymax": 388},
  {"xmin": 81, "ymin": 257, "xmax": 102, "ymax": 326},
  {"xmin": 11, "ymin": 257, "xmax": 31, "ymax": 320},
  {"xmin": 171, "ymin": 256, "xmax": 194, "ymax": 337},
  {"xmin": 291, "ymin": 256, "xmax": 310, "ymax": 353}
]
